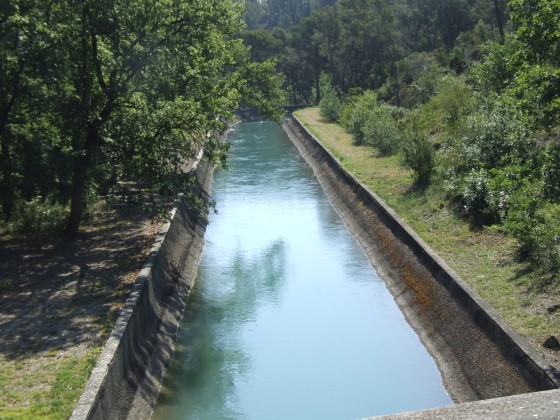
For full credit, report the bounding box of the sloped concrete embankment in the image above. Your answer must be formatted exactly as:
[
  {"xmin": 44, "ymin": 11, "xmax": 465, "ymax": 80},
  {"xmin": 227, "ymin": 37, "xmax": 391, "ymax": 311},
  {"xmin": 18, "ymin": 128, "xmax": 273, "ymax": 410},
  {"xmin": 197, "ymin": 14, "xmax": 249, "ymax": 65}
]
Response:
[
  {"xmin": 71, "ymin": 160, "xmax": 214, "ymax": 420},
  {"xmin": 283, "ymin": 116, "xmax": 559, "ymax": 403}
]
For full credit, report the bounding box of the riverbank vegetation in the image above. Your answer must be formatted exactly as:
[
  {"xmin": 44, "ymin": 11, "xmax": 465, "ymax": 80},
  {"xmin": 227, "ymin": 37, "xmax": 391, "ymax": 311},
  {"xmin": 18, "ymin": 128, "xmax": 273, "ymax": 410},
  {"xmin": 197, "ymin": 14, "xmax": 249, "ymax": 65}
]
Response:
[
  {"xmin": 241, "ymin": 1, "xmax": 559, "ymax": 314},
  {"xmin": 0, "ymin": 0, "xmax": 285, "ymax": 238},
  {"xmin": 295, "ymin": 106, "xmax": 560, "ymax": 367},
  {"xmin": 0, "ymin": 0, "xmax": 285, "ymax": 417},
  {"xmin": 1, "ymin": 0, "xmax": 559, "ymax": 416}
]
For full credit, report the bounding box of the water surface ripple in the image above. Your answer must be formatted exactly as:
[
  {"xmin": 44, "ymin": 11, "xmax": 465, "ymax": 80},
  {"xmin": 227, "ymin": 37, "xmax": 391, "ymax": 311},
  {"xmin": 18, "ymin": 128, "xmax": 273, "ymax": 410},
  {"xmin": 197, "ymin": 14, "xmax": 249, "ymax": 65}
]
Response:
[{"xmin": 152, "ymin": 121, "xmax": 452, "ymax": 419}]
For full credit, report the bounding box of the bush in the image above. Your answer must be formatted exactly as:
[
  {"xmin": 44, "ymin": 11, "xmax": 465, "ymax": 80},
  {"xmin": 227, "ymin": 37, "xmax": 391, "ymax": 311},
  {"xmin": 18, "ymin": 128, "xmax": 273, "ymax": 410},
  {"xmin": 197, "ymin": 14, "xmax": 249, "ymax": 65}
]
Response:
[
  {"xmin": 400, "ymin": 131, "xmax": 435, "ymax": 182},
  {"xmin": 505, "ymin": 198, "xmax": 560, "ymax": 275},
  {"xmin": 486, "ymin": 165, "xmax": 532, "ymax": 222},
  {"xmin": 347, "ymin": 91, "xmax": 378, "ymax": 145},
  {"xmin": 441, "ymin": 101, "xmax": 535, "ymax": 178},
  {"xmin": 362, "ymin": 106, "xmax": 401, "ymax": 156},
  {"xmin": 8, "ymin": 195, "xmax": 69, "ymax": 235},
  {"xmin": 319, "ymin": 89, "xmax": 343, "ymax": 122},
  {"xmin": 339, "ymin": 100, "xmax": 356, "ymax": 129},
  {"xmin": 460, "ymin": 169, "xmax": 492, "ymax": 218},
  {"xmin": 542, "ymin": 143, "xmax": 560, "ymax": 201}
]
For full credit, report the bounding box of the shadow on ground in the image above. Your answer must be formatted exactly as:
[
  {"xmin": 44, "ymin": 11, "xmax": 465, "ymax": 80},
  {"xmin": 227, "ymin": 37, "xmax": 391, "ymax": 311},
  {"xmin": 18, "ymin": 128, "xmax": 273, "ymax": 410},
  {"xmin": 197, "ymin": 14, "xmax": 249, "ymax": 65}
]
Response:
[{"xmin": 0, "ymin": 207, "xmax": 159, "ymax": 360}]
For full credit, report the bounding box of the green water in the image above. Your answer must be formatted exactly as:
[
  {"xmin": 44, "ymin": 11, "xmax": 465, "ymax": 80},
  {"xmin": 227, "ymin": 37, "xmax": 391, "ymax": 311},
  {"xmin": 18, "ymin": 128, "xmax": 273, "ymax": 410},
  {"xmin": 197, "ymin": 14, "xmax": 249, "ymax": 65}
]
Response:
[{"xmin": 152, "ymin": 121, "xmax": 452, "ymax": 419}]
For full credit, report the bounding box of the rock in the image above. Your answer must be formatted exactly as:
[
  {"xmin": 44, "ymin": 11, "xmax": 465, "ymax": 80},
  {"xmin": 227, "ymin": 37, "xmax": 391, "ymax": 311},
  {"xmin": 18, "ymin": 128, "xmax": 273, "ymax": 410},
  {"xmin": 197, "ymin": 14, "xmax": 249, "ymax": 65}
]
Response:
[
  {"xmin": 543, "ymin": 336, "xmax": 560, "ymax": 350},
  {"xmin": 547, "ymin": 304, "xmax": 560, "ymax": 314}
]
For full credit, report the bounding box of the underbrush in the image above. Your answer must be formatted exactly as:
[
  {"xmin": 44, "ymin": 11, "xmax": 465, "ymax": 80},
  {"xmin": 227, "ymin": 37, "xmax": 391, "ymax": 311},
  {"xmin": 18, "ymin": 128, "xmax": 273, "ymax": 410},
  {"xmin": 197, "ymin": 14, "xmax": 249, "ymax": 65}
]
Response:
[
  {"xmin": 295, "ymin": 107, "xmax": 560, "ymax": 359},
  {"xmin": 3, "ymin": 196, "xmax": 69, "ymax": 236}
]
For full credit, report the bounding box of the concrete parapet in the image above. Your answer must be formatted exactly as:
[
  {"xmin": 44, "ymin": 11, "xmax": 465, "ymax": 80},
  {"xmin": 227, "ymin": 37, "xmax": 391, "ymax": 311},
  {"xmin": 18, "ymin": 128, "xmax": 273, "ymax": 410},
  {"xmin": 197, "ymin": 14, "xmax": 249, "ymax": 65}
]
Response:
[
  {"xmin": 71, "ymin": 160, "xmax": 214, "ymax": 420},
  {"xmin": 283, "ymin": 116, "xmax": 559, "ymax": 406}
]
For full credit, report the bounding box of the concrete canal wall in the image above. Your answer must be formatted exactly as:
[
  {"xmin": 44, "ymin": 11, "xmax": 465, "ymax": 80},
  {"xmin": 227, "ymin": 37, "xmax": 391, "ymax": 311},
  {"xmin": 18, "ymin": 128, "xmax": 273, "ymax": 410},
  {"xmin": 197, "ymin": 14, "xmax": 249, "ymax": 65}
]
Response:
[
  {"xmin": 71, "ymin": 160, "xmax": 214, "ymax": 420},
  {"xmin": 284, "ymin": 115, "xmax": 559, "ymax": 405},
  {"xmin": 72, "ymin": 113, "xmax": 559, "ymax": 419}
]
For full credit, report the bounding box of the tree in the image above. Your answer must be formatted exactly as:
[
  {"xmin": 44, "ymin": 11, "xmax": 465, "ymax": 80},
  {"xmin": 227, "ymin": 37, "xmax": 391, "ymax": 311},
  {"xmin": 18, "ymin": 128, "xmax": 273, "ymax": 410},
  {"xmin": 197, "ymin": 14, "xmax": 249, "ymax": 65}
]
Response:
[
  {"xmin": 510, "ymin": 0, "xmax": 560, "ymax": 63},
  {"xmin": 0, "ymin": 0, "xmax": 285, "ymax": 236}
]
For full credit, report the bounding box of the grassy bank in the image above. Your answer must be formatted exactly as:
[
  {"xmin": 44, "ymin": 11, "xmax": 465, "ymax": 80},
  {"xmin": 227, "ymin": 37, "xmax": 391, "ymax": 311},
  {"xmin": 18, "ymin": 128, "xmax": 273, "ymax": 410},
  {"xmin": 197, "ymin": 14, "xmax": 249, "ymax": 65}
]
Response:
[{"xmin": 294, "ymin": 107, "xmax": 560, "ymax": 367}]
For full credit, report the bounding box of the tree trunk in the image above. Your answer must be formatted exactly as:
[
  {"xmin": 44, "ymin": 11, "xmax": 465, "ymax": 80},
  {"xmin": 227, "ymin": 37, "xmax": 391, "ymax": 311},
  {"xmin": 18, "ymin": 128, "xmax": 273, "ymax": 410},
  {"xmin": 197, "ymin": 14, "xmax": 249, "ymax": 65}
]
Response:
[
  {"xmin": 493, "ymin": 0, "xmax": 505, "ymax": 43},
  {"xmin": 64, "ymin": 127, "xmax": 95, "ymax": 237},
  {"xmin": 0, "ymin": 100, "xmax": 17, "ymax": 218},
  {"xmin": 0, "ymin": 131, "xmax": 14, "ymax": 218},
  {"xmin": 314, "ymin": 44, "xmax": 321, "ymax": 104}
]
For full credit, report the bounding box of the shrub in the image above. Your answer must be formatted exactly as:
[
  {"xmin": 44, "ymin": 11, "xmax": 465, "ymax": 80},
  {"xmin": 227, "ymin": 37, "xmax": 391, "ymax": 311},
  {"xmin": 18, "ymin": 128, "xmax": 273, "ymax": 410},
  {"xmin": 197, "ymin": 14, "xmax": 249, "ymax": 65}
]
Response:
[
  {"xmin": 542, "ymin": 143, "xmax": 560, "ymax": 201},
  {"xmin": 442, "ymin": 101, "xmax": 535, "ymax": 176},
  {"xmin": 8, "ymin": 195, "xmax": 69, "ymax": 235},
  {"xmin": 339, "ymin": 100, "xmax": 356, "ymax": 129},
  {"xmin": 347, "ymin": 91, "xmax": 378, "ymax": 145},
  {"xmin": 362, "ymin": 106, "xmax": 401, "ymax": 156},
  {"xmin": 319, "ymin": 89, "xmax": 343, "ymax": 122},
  {"xmin": 486, "ymin": 165, "xmax": 532, "ymax": 222},
  {"xmin": 505, "ymin": 198, "xmax": 560, "ymax": 275},
  {"xmin": 460, "ymin": 169, "xmax": 491, "ymax": 218},
  {"xmin": 400, "ymin": 131, "xmax": 435, "ymax": 182}
]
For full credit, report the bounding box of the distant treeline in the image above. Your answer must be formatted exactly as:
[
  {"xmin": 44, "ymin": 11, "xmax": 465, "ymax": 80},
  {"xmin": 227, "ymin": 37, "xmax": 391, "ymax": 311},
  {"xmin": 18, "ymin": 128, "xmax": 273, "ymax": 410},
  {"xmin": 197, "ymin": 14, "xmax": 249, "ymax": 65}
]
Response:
[{"xmin": 240, "ymin": 0, "xmax": 560, "ymax": 281}]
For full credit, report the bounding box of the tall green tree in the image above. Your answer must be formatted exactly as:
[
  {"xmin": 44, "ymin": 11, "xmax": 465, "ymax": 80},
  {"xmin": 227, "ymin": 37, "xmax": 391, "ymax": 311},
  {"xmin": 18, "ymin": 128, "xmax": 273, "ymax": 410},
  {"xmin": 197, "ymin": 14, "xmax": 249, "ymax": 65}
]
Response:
[{"xmin": 0, "ymin": 0, "xmax": 285, "ymax": 236}]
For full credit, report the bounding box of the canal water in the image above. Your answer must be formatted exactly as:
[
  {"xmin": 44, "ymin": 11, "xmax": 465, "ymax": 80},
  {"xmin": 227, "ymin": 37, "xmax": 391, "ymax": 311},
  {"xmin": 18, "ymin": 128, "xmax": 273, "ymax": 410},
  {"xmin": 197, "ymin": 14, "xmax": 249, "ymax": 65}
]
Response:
[{"xmin": 152, "ymin": 121, "xmax": 452, "ymax": 419}]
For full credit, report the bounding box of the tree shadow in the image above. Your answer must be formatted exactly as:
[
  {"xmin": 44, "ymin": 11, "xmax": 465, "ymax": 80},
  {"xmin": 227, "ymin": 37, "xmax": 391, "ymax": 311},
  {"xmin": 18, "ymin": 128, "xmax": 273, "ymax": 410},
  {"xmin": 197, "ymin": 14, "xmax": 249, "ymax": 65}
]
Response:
[
  {"xmin": 507, "ymin": 252, "xmax": 558, "ymax": 293},
  {"xmin": 401, "ymin": 176, "xmax": 434, "ymax": 199},
  {"xmin": 0, "ymin": 205, "xmax": 158, "ymax": 360}
]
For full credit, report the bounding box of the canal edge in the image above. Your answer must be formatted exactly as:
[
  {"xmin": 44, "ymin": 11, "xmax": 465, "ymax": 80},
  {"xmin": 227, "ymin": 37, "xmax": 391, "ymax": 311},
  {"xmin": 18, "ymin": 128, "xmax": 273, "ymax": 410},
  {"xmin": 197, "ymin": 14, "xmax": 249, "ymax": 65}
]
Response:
[
  {"xmin": 283, "ymin": 114, "xmax": 560, "ymax": 418},
  {"xmin": 70, "ymin": 157, "xmax": 215, "ymax": 420}
]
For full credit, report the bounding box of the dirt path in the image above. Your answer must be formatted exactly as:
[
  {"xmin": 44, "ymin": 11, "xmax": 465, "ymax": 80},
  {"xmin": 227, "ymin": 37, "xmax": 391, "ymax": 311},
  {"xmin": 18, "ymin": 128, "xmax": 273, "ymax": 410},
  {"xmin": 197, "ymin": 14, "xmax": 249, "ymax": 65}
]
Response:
[{"xmin": 0, "ymin": 204, "xmax": 162, "ymax": 418}]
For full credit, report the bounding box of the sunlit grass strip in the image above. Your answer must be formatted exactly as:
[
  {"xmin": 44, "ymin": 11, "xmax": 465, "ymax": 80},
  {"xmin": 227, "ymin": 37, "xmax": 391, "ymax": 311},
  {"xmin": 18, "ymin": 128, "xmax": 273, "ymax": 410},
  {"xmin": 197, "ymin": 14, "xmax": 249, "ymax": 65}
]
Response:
[
  {"xmin": 0, "ymin": 348, "xmax": 98, "ymax": 419},
  {"xmin": 294, "ymin": 107, "xmax": 559, "ymax": 351}
]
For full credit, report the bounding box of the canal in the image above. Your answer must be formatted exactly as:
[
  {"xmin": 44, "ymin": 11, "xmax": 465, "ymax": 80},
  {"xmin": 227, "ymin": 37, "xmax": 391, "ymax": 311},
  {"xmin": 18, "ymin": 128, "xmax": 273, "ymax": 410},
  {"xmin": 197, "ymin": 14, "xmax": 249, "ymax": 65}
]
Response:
[{"xmin": 152, "ymin": 121, "xmax": 452, "ymax": 419}]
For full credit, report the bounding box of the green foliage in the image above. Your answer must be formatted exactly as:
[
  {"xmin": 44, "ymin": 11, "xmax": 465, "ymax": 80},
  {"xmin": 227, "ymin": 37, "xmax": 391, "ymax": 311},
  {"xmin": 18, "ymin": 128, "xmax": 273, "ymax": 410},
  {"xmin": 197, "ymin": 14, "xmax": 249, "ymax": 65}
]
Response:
[
  {"xmin": 542, "ymin": 143, "xmax": 560, "ymax": 201},
  {"xmin": 508, "ymin": 63, "xmax": 560, "ymax": 128},
  {"xmin": 456, "ymin": 102, "xmax": 534, "ymax": 170},
  {"xmin": 509, "ymin": 0, "xmax": 560, "ymax": 63},
  {"xmin": 471, "ymin": 39, "xmax": 529, "ymax": 94},
  {"xmin": 242, "ymin": 30, "xmax": 284, "ymax": 62},
  {"xmin": 239, "ymin": 59, "xmax": 287, "ymax": 122},
  {"xmin": 407, "ymin": 75, "xmax": 473, "ymax": 142},
  {"xmin": 362, "ymin": 106, "xmax": 401, "ymax": 156},
  {"xmin": 318, "ymin": 73, "xmax": 342, "ymax": 122},
  {"xmin": 347, "ymin": 91, "xmax": 378, "ymax": 145},
  {"xmin": 345, "ymin": 91, "xmax": 401, "ymax": 155},
  {"xmin": 455, "ymin": 19, "xmax": 503, "ymax": 62},
  {"xmin": 505, "ymin": 197, "xmax": 560, "ymax": 276},
  {"xmin": 400, "ymin": 131, "xmax": 435, "ymax": 182},
  {"xmin": 486, "ymin": 165, "xmax": 534, "ymax": 222},
  {"xmin": 7, "ymin": 196, "xmax": 69, "ymax": 235},
  {"xmin": 441, "ymin": 101, "xmax": 537, "ymax": 223},
  {"xmin": 459, "ymin": 169, "xmax": 492, "ymax": 219},
  {"xmin": 0, "ymin": 0, "xmax": 286, "ymax": 235},
  {"xmin": 319, "ymin": 89, "xmax": 342, "ymax": 122},
  {"xmin": 338, "ymin": 89, "xmax": 361, "ymax": 128}
]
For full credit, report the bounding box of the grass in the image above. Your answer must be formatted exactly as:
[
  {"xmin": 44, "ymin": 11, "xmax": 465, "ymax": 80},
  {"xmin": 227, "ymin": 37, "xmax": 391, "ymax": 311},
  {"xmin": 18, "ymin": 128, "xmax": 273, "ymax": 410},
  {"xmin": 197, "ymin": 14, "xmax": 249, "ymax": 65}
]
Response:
[
  {"xmin": 295, "ymin": 107, "xmax": 560, "ymax": 357},
  {"xmin": 0, "ymin": 349, "xmax": 98, "ymax": 419}
]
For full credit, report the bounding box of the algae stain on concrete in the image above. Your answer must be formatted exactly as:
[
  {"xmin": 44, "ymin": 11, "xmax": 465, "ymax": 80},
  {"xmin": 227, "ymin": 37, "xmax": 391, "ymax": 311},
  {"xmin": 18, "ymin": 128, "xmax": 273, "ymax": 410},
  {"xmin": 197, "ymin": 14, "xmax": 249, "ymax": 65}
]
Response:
[{"xmin": 152, "ymin": 121, "xmax": 452, "ymax": 419}]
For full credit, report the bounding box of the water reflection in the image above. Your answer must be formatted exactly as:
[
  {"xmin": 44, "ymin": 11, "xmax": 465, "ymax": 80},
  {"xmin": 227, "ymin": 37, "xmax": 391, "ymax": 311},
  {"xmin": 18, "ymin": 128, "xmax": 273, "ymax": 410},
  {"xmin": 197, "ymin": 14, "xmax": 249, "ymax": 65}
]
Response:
[
  {"xmin": 153, "ymin": 122, "xmax": 452, "ymax": 420},
  {"xmin": 155, "ymin": 240, "xmax": 288, "ymax": 419}
]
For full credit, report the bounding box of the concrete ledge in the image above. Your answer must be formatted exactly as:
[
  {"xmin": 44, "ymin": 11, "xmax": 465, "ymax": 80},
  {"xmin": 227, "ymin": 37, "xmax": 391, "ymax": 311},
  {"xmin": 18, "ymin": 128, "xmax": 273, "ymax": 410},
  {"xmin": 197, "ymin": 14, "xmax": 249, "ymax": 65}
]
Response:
[
  {"xmin": 283, "ymin": 115, "xmax": 559, "ymax": 408},
  {"xmin": 367, "ymin": 388, "xmax": 560, "ymax": 419},
  {"xmin": 71, "ymin": 160, "xmax": 214, "ymax": 420}
]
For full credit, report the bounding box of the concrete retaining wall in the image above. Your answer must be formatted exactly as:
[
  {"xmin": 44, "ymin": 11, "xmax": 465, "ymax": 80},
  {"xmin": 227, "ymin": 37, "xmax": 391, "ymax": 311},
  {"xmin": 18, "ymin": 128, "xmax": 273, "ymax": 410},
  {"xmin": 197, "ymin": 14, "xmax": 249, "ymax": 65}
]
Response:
[
  {"xmin": 71, "ymin": 160, "xmax": 214, "ymax": 420},
  {"xmin": 72, "ymin": 115, "xmax": 559, "ymax": 419},
  {"xmin": 284, "ymin": 115, "xmax": 559, "ymax": 403}
]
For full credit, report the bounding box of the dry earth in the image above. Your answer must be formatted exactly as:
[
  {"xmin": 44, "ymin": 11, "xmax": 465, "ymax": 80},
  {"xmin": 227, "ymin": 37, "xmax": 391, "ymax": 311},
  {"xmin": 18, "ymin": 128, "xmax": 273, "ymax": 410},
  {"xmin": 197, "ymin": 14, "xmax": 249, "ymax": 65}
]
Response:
[{"xmin": 0, "ymin": 204, "xmax": 162, "ymax": 417}]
